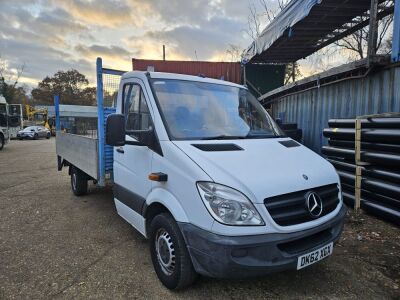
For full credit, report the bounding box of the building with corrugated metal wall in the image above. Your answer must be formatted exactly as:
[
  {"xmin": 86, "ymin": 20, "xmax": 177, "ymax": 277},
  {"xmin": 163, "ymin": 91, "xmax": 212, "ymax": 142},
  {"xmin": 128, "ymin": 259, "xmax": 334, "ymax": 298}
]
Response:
[
  {"xmin": 262, "ymin": 61, "xmax": 400, "ymax": 153},
  {"xmin": 132, "ymin": 59, "xmax": 242, "ymax": 83}
]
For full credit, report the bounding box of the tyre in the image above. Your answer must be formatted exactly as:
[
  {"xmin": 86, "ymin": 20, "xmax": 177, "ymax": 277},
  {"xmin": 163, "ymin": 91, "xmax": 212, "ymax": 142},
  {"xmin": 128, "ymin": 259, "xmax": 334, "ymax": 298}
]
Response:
[
  {"xmin": 33, "ymin": 133, "xmax": 38, "ymax": 140},
  {"xmin": 0, "ymin": 134, "xmax": 4, "ymax": 151},
  {"xmin": 46, "ymin": 133, "xmax": 51, "ymax": 139},
  {"xmin": 70, "ymin": 166, "xmax": 88, "ymax": 196},
  {"xmin": 19, "ymin": 137, "xmax": 23, "ymax": 140},
  {"xmin": 149, "ymin": 213, "xmax": 197, "ymax": 290}
]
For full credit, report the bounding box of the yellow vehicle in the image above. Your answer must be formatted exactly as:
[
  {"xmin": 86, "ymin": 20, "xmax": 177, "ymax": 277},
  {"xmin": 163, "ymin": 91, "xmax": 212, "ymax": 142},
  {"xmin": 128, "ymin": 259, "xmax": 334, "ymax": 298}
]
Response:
[{"xmin": 25, "ymin": 105, "xmax": 55, "ymax": 135}]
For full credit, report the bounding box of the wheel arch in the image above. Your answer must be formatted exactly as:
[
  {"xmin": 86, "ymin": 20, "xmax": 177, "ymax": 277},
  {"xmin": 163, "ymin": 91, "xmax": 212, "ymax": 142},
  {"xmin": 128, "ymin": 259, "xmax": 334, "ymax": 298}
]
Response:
[{"xmin": 144, "ymin": 188, "xmax": 189, "ymax": 234}]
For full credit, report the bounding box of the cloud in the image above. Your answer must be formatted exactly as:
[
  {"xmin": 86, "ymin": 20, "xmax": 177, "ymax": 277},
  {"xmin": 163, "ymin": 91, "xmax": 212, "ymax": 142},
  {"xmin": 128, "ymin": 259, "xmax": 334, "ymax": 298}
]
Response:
[
  {"xmin": 55, "ymin": 0, "xmax": 137, "ymax": 27},
  {"xmin": 138, "ymin": 16, "xmax": 247, "ymax": 61},
  {"xmin": 74, "ymin": 44, "xmax": 138, "ymax": 70},
  {"xmin": 75, "ymin": 44, "xmax": 132, "ymax": 58},
  {"xmin": 1, "ymin": 38, "xmax": 90, "ymax": 81},
  {"xmin": 134, "ymin": 0, "xmax": 219, "ymax": 26},
  {"xmin": 0, "ymin": 0, "xmax": 263, "ymax": 88}
]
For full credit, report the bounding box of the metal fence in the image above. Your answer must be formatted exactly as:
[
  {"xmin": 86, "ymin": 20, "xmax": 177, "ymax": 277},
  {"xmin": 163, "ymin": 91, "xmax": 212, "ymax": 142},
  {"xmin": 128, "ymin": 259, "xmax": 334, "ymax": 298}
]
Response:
[
  {"xmin": 58, "ymin": 117, "xmax": 98, "ymax": 138},
  {"xmin": 102, "ymin": 71, "xmax": 121, "ymax": 107},
  {"xmin": 271, "ymin": 64, "xmax": 400, "ymax": 153}
]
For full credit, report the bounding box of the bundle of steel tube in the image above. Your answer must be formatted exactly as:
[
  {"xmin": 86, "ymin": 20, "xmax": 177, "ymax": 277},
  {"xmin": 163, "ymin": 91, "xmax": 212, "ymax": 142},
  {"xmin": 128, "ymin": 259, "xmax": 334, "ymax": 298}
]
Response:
[{"xmin": 322, "ymin": 117, "xmax": 400, "ymax": 225}]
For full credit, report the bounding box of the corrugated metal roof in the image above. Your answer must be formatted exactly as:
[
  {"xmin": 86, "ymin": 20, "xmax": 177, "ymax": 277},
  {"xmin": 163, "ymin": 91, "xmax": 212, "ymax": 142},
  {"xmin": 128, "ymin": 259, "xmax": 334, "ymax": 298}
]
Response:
[
  {"xmin": 132, "ymin": 59, "xmax": 241, "ymax": 84},
  {"xmin": 271, "ymin": 64, "xmax": 400, "ymax": 153},
  {"xmin": 245, "ymin": 0, "xmax": 392, "ymax": 63}
]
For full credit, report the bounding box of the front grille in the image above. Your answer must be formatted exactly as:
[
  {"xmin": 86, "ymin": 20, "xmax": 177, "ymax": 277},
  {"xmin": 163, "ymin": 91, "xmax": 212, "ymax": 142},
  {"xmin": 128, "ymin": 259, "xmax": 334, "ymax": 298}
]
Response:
[{"xmin": 264, "ymin": 184, "xmax": 339, "ymax": 226}]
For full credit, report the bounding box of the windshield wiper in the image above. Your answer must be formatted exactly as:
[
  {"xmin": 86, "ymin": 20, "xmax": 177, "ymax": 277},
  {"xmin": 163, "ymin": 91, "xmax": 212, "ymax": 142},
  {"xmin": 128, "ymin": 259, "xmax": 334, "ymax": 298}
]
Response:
[
  {"xmin": 201, "ymin": 135, "xmax": 247, "ymax": 140},
  {"xmin": 245, "ymin": 133, "xmax": 286, "ymax": 139}
]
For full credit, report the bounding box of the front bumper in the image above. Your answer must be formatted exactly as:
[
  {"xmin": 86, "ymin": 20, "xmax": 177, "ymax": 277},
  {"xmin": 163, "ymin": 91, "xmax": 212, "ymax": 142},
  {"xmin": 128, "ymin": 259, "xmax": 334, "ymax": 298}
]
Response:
[{"xmin": 179, "ymin": 205, "xmax": 346, "ymax": 278}]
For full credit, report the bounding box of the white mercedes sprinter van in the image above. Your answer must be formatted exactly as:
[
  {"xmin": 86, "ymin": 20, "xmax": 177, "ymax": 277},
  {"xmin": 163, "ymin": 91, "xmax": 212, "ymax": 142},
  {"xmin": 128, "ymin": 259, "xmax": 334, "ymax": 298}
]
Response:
[{"xmin": 69, "ymin": 71, "xmax": 346, "ymax": 289}]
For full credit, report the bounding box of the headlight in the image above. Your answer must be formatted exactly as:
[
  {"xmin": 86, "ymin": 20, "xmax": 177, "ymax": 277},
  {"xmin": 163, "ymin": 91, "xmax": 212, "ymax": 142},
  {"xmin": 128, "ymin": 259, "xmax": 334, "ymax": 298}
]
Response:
[{"xmin": 196, "ymin": 182, "xmax": 264, "ymax": 226}]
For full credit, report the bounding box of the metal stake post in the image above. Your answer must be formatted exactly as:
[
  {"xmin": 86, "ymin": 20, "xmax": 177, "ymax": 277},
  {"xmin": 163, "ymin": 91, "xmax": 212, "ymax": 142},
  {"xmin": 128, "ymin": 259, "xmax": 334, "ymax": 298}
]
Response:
[{"xmin": 354, "ymin": 118, "xmax": 362, "ymax": 212}]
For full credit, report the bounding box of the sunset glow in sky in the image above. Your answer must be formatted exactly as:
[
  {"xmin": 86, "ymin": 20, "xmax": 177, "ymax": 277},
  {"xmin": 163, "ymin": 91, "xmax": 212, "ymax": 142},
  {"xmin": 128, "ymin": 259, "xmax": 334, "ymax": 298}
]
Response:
[{"xmin": 1, "ymin": 0, "xmax": 275, "ymax": 87}]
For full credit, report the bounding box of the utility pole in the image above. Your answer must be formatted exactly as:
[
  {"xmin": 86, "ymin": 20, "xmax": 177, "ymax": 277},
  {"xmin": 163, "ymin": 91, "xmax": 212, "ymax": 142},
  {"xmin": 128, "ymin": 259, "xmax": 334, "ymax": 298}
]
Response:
[{"xmin": 163, "ymin": 45, "xmax": 166, "ymax": 61}]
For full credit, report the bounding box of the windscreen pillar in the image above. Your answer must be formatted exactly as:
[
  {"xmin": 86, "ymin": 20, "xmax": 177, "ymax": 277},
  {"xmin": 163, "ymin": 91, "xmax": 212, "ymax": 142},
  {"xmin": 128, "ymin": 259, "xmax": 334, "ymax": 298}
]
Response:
[{"xmin": 392, "ymin": 0, "xmax": 400, "ymax": 62}]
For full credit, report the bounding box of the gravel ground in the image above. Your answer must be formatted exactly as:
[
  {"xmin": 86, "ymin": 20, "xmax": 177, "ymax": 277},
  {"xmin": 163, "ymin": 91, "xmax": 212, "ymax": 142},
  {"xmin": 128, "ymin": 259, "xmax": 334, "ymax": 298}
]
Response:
[{"xmin": 0, "ymin": 139, "xmax": 399, "ymax": 299}]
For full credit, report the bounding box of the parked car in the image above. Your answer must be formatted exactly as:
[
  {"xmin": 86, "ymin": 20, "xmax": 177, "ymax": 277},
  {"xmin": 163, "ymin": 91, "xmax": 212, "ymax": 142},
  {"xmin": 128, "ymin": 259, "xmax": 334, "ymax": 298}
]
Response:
[{"xmin": 17, "ymin": 126, "xmax": 51, "ymax": 140}]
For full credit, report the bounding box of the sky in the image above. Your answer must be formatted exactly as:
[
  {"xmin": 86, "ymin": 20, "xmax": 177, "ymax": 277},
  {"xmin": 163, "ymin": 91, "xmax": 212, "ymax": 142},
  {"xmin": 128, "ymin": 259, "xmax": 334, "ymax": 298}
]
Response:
[{"xmin": 0, "ymin": 0, "xmax": 283, "ymax": 89}]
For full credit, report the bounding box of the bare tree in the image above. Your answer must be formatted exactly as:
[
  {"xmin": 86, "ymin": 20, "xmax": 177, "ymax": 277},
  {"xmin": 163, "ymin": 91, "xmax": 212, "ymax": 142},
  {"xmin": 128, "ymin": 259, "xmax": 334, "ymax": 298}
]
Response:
[
  {"xmin": 245, "ymin": 0, "xmax": 289, "ymax": 42},
  {"xmin": 0, "ymin": 55, "xmax": 26, "ymax": 103},
  {"xmin": 226, "ymin": 44, "xmax": 244, "ymax": 62},
  {"xmin": 244, "ymin": 0, "xmax": 301, "ymax": 84},
  {"xmin": 334, "ymin": 6, "xmax": 394, "ymax": 60},
  {"xmin": 0, "ymin": 56, "xmax": 24, "ymax": 86}
]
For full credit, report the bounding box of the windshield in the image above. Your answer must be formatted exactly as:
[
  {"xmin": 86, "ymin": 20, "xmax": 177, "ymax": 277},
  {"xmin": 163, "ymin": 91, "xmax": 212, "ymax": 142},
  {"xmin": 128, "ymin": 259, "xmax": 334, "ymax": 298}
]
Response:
[
  {"xmin": 23, "ymin": 126, "xmax": 36, "ymax": 131},
  {"xmin": 151, "ymin": 79, "xmax": 284, "ymax": 140}
]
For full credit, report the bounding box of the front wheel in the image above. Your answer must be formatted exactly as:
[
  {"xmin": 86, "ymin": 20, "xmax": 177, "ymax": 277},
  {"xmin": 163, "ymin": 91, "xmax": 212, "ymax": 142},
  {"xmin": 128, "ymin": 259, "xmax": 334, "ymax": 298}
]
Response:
[
  {"xmin": 149, "ymin": 213, "xmax": 197, "ymax": 290},
  {"xmin": 33, "ymin": 133, "xmax": 38, "ymax": 140},
  {"xmin": 70, "ymin": 166, "xmax": 88, "ymax": 196},
  {"xmin": 0, "ymin": 135, "xmax": 4, "ymax": 150}
]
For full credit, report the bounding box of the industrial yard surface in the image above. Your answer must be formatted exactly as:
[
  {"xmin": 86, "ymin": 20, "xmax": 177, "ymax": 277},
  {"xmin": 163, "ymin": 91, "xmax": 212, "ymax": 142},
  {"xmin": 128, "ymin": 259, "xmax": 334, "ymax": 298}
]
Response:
[{"xmin": 1, "ymin": 139, "xmax": 399, "ymax": 299}]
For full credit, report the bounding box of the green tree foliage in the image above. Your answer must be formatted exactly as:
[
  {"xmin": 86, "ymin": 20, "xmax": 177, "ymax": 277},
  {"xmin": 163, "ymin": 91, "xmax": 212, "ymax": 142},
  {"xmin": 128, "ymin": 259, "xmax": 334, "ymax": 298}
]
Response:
[{"xmin": 31, "ymin": 70, "xmax": 96, "ymax": 106}]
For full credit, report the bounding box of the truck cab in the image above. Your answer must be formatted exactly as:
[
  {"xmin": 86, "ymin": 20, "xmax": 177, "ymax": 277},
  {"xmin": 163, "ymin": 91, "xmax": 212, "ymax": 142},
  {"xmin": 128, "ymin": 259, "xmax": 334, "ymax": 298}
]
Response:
[
  {"xmin": 104, "ymin": 71, "xmax": 346, "ymax": 289},
  {"xmin": 0, "ymin": 96, "xmax": 10, "ymax": 150}
]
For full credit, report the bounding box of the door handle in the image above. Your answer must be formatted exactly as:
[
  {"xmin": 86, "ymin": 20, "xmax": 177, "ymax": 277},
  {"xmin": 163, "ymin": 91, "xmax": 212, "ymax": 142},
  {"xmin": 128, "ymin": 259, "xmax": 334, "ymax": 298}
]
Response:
[{"xmin": 116, "ymin": 147, "xmax": 124, "ymax": 154}]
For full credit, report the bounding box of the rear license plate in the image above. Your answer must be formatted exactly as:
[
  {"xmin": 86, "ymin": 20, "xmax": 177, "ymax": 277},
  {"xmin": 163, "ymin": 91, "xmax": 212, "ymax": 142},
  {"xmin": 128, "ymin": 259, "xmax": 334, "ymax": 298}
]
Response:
[{"xmin": 297, "ymin": 242, "xmax": 333, "ymax": 270}]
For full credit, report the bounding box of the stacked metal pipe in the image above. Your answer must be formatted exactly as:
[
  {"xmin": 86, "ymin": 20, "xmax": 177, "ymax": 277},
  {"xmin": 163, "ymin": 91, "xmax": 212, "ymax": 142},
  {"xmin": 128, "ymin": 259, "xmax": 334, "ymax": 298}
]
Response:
[{"xmin": 322, "ymin": 117, "xmax": 400, "ymax": 225}]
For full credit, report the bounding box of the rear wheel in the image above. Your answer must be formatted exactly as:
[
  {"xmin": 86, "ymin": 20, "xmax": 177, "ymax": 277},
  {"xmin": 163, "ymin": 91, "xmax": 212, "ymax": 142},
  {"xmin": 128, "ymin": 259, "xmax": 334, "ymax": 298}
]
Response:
[
  {"xmin": 46, "ymin": 133, "xmax": 51, "ymax": 139},
  {"xmin": 149, "ymin": 213, "xmax": 197, "ymax": 290},
  {"xmin": 33, "ymin": 133, "xmax": 38, "ymax": 140},
  {"xmin": 70, "ymin": 166, "xmax": 88, "ymax": 196},
  {"xmin": 0, "ymin": 134, "xmax": 4, "ymax": 150}
]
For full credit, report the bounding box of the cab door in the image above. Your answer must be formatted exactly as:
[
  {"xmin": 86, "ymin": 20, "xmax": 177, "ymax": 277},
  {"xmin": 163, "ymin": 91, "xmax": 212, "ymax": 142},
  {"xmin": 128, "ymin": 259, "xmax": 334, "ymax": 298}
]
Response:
[{"xmin": 113, "ymin": 79, "xmax": 154, "ymax": 234}]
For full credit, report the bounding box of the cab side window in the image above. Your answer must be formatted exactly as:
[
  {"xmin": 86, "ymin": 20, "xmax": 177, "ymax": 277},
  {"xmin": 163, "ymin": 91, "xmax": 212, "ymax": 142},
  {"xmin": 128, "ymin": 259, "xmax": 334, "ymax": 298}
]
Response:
[{"xmin": 123, "ymin": 84, "xmax": 153, "ymax": 138}]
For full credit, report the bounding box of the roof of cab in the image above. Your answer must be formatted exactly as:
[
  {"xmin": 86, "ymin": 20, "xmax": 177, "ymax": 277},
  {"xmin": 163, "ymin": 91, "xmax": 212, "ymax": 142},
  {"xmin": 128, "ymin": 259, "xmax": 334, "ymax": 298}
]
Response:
[{"xmin": 121, "ymin": 71, "xmax": 245, "ymax": 89}]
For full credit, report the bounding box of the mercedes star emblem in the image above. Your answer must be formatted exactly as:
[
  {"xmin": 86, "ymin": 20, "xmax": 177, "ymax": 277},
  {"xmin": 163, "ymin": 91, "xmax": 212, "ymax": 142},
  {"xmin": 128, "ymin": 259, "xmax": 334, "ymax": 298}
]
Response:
[{"xmin": 305, "ymin": 192, "xmax": 323, "ymax": 218}]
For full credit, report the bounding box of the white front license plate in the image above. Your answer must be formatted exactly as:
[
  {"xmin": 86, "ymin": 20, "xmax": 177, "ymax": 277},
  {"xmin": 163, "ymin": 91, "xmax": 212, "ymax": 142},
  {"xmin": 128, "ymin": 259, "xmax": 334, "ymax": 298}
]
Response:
[{"xmin": 297, "ymin": 242, "xmax": 333, "ymax": 270}]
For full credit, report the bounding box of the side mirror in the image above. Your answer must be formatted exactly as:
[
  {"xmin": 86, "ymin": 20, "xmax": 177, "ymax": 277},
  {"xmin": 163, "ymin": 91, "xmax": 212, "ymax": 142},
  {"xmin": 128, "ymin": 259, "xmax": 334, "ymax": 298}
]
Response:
[{"xmin": 106, "ymin": 114, "xmax": 126, "ymax": 146}]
